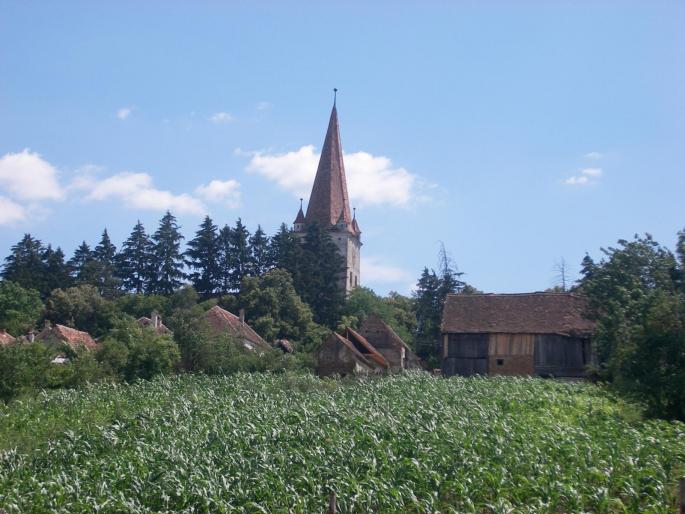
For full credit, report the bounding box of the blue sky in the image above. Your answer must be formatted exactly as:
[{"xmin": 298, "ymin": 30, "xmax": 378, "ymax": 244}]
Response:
[{"xmin": 1, "ymin": 1, "xmax": 684, "ymax": 295}]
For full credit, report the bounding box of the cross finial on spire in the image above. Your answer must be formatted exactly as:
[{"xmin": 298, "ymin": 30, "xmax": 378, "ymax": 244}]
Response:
[
  {"xmin": 353, "ymin": 207, "xmax": 356, "ymax": 219},
  {"xmin": 299, "ymin": 198, "xmax": 303, "ymax": 208},
  {"xmin": 333, "ymin": 88, "xmax": 338, "ymax": 106}
]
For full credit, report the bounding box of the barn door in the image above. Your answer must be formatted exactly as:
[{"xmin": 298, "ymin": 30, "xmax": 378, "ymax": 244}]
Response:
[{"xmin": 443, "ymin": 334, "xmax": 489, "ymax": 377}]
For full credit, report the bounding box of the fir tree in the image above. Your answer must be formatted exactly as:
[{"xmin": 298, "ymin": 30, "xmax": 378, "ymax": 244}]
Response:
[
  {"xmin": 150, "ymin": 211, "xmax": 186, "ymax": 295},
  {"xmin": 227, "ymin": 218, "xmax": 252, "ymax": 292},
  {"xmin": 2, "ymin": 234, "xmax": 46, "ymax": 294},
  {"xmin": 68, "ymin": 241, "xmax": 94, "ymax": 282},
  {"xmin": 413, "ymin": 266, "xmax": 442, "ymax": 359},
  {"xmin": 185, "ymin": 215, "xmax": 220, "ymax": 297},
  {"xmin": 269, "ymin": 223, "xmax": 301, "ymax": 280},
  {"xmin": 217, "ymin": 225, "xmax": 234, "ymax": 295},
  {"xmin": 42, "ymin": 245, "xmax": 72, "ymax": 294},
  {"xmin": 117, "ymin": 221, "xmax": 154, "ymax": 294},
  {"xmin": 249, "ymin": 225, "xmax": 270, "ymax": 277},
  {"xmin": 91, "ymin": 229, "xmax": 121, "ymax": 297},
  {"xmin": 298, "ymin": 223, "xmax": 345, "ymax": 327}
]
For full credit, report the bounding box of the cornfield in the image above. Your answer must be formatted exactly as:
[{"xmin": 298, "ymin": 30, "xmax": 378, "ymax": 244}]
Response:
[{"xmin": 1, "ymin": 373, "xmax": 683, "ymax": 513}]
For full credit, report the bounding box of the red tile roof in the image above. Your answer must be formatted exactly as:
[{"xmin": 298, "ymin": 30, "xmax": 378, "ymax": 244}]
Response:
[
  {"xmin": 0, "ymin": 329, "xmax": 16, "ymax": 346},
  {"xmin": 441, "ymin": 293, "xmax": 595, "ymax": 337},
  {"xmin": 136, "ymin": 316, "xmax": 172, "ymax": 335},
  {"xmin": 205, "ymin": 306, "xmax": 270, "ymax": 351},
  {"xmin": 36, "ymin": 324, "xmax": 98, "ymax": 350}
]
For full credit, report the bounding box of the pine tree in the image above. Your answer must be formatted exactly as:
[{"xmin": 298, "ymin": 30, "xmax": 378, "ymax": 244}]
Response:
[
  {"xmin": 117, "ymin": 221, "xmax": 154, "ymax": 294},
  {"xmin": 42, "ymin": 245, "xmax": 72, "ymax": 294},
  {"xmin": 150, "ymin": 211, "xmax": 186, "ymax": 295},
  {"xmin": 227, "ymin": 218, "xmax": 252, "ymax": 292},
  {"xmin": 2, "ymin": 234, "xmax": 46, "ymax": 294},
  {"xmin": 185, "ymin": 215, "xmax": 220, "ymax": 297},
  {"xmin": 249, "ymin": 225, "xmax": 270, "ymax": 277},
  {"xmin": 413, "ymin": 267, "xmax": 442, "ymax": 360},
  {"xmin": 217, "ymin": 225, "xmax": 234, "ymax": 295},
  {"xmin": 91, "ymin": 229, "xmax": 121, "ymax": 297},
  {"xmin": 269, "ymin": 223, "xmax": 301, "ymax": 279},
  {"xmin": 298, "ymin": 223, "xmax": 345, "ymax": 327}
]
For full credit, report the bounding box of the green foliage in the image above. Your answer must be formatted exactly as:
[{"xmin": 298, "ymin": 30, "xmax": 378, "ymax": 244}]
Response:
[
  {"xmin": 341, "ymin": 287, "xmax": 416, "ymax": 347},
  {"xmin": 45, "ymin": 285, "xmax": 117, "ymax": 338},
  {"xmin": 249, "ymin": 225, "xmax": 271, "ymax": 277},
  {"xmin": 115, "ymin": 293, "xmax": 170, "ymax": 320},
  {"xmin": 98, "ymin": 317, "xmax": 180, "ymax": 381},
  {"xmin": 239, "ymin": 269, "xmax": 326, "ymax": 351},
  {"xmin": 117, "ymin": 221, "xmax": 154, "ymax": 294},
  {"xmin": 1, "ymin": 234, "xmax": 46, "ymax": 294},
  {"xmin": 149, "ymin": 211, "xmax": 186, "ymax": 295},
  {"xmin": 297, "ymin": 223, "xmax": 345, "ymax": 327},
  {"xmin": 579, "ymin": 231, "xmax": 685, "ymax": 420},
  {"xmin": 0, "ymin": 374, "xmax": 683, "ymax": 512},
  {"xmin": 0, "ymin": 281, "xmax": 43, "ymax": 336},
  {"xmin": 185, "ymin": 215, "xmax": 220, "ymax": 297}
]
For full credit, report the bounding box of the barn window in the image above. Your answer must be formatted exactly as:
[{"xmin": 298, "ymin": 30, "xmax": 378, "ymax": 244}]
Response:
[{"xmin": 496, "ymin": 358, "xmax": 504, "ymax": 366}]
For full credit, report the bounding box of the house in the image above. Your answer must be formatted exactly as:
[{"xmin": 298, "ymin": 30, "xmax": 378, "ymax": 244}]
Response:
[
  {"xmin": 314, "ymin": 331, "xmax": 388, "ymax": 377},
  {"xmin": 35, "ymin": 323, "xmax": 98, "ymax": 351},
  {"xmin": 136, "ymin": 311, "xmax": 172, "ymax": 335},
  {"xmin": 358, "ymin": 315, "xmax": 424, "ymax": 372},
  {"xmin": 441, "ymin": 293, "xmax": 595, "ymax": 378},
  {"xmin": 204, "ymin": 306, "xmax": 271, "ymax": 353},
  {"xmin": 0, "ymin": 329, "xmax": 16, "ymax": 346}
]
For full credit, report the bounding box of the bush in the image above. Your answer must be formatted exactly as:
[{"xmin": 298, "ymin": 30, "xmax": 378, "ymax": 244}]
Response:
[{"xmin": 0, "ymin": 281, "xmax": 43, "ymax": 336}]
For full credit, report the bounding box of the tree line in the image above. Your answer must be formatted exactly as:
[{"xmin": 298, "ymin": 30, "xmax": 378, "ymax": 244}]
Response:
[{"xmin": 2, "ymin": 212, "xmax": 345, "ymax": 327}]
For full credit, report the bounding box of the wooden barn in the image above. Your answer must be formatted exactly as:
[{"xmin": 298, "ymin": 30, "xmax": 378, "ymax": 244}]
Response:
[
  {"xmin": 357, "ymin": 315, "xmax": 424, "ymax": 372},
  {"xmin": 441, "ymin": 293, "xmax": 595, "ymax": 378},
  {"xmin": 315, "ymin": 330, "xmax": 389, "ymax": 377},
  {"xmin": 204, "ymin": 306, "xmax": 271, "ymax": 353}
]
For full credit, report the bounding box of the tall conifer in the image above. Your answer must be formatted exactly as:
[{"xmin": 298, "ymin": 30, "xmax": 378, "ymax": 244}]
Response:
[
  {"xmin": 249, "ymin": 225, "xmax": 270, "ymax": 277},
  {"xmin": 150, "ymin": 211, "xmax": 186, "ymax": 295},
  {"xmin": 227, "ymin": 218, "xmax": 252, "ymax": 292},
  {"xmin": 185, "ymin": 215, "xmax": 220, "ymax": 297},
  {"xmin": 1, "ymin": 234, "xmax": 46, "ymax": 293},
  {"xmin": 117, "ymin": 221, "xmax": 154, "ymax": 293}
]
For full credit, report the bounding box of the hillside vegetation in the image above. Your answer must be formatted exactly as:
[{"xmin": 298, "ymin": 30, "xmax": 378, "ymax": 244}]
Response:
[{"xmin": 1, "ymin": 373, "xmax": 683, "ymax": 513}]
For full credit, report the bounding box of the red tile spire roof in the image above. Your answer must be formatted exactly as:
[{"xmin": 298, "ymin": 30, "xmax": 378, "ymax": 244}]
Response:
[{"xmin": 304, "ymin": 99, "xmax": 353, "ymax": 229}]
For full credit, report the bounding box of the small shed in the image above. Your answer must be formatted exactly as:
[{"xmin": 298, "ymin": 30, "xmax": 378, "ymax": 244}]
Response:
[
  {"xmin": 314, "ymin": 332, "xmax": 387, "ymax": 377},
  {"xmin": 0, "ymin": 329, "xmax": 16, "ymax": 346},
  {"xmin": 205, "ymin": 306, "xmax": 271, "ymax": 353},
  {"xmin": 441, "ymin": 293, "xmax": 595, "ymax": 378},
  {"xmin": 357, "ymin": 315, "xmax": 424, "ymax": 372},
  {"xmin": 36, "ymin": 324, "xmax": 98, "ymax": 351}
]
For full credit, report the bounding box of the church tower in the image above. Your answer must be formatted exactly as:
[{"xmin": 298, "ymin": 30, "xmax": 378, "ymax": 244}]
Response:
[{"xmin": 293, "ymin": 94, "xmax": 361, "ymax": 294}]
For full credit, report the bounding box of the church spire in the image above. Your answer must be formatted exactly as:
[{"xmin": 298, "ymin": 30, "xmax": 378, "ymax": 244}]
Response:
[{"xmin": 304, "ymin": 91, "xmax": 353, "ymax": 229}]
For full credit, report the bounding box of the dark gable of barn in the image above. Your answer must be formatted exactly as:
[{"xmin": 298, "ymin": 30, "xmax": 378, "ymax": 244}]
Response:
[{"xmin": 441, "ymin": 293, "xmax": 595, "ymax": 378}]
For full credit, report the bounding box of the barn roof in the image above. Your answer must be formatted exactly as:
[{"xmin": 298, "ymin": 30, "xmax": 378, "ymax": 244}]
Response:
[
  {"xmin": 205, "ymin": 306, "xmax": 271, "ymax": 351},
  {"xmin": 322, "ymin": 332, "xmax": 376, "ymax": 370},
  {"xmin": 441, "ymin": 293, "xmax": 595, "ymax": 337},
  {"xmin": 36, "ymin": 324, "xmax": 98, "ymax": 350},
  {"xmin": 0, "ymin": 329, "xmax": 16, "ymax": 346},
  {"xmin": 359, "ymin": 315, "xmax": 412, "ymax": 351},
  {"xmin": 344, "ymin": 327, "xmax": 390, "ymax": 369}
]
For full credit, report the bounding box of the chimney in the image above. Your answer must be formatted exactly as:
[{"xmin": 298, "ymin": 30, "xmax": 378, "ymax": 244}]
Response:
[
  {"xmin": 28, "ymin": 329, "xmax": 35, "ymax": 342},
  {"xmin": 239, "ymin": 308, "xmax": 245, "ymax": 325},
  {"xmin": 151, "ymin": 311, "xmax": 160, "ymax": 329}
]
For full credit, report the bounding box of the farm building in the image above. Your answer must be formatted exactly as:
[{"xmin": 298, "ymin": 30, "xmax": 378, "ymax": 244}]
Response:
[
  {"xmin": 136, "ymin": 311, "xmax": 172, "ymax": 335},
  {"xmin": 0, "ymin": 329, "xmax": 16, "ymax": 346},
  {"xmin": 205, "ymin": 306, "xmax": 271, "ymax": 353},
  {"xmin": 441, "ymin": 293, "xmax": 595, "ymax": 378},
  {"xmin": 315, "ymin": 331, "xmax": 389, "ymax": 376},
  {"xmin": 357, "ymin": 315, "xmax": 424, "ymax": 372},
  {"xmin": 35, "ymin": 324, "xmax": 98, "ymax": 351}
]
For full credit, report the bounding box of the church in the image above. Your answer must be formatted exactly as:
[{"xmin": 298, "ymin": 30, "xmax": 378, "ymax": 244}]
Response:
[{"xmin": 293, "ymin": 95, "xmax": 361, "ymax": 294}]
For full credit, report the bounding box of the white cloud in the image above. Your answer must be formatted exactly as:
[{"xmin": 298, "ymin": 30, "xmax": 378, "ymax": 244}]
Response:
[
  {"xmin": 564, "ymin": 167, "xmax": 603, "ymax": 186},
  {"xmin": 245, "ymin": 145, "xmax": 422, "ymax": 207},
  {"xmin": 0, "ymin": 196, "xmax": 26, "ymax": 225},
  {"xmin": 195, "ymin": 179, "xmax": 241, "ymax": 208},
  {"xmin": 584, "ymin": 151, "xmax": 603, "ymax": 160},
  {"xmin": 0, "ymin": 149, "xmax": 64, "ymax": 200},
  {"xmin": 362, "ymin": 256, "xmax": 414, "ymax": 284},
  {"xmin": 117, "ymin": 107, "xmax": 133, "ymax": 120},
  {"xmin": 79, "ymin": 171, "xmax": 206, "ymax": 214},
  {"xmin": 210, "ymin": 112, "xmax": 234, "ymax": 124}
]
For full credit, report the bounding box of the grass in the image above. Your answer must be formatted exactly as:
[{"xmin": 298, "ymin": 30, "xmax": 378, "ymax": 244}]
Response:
[{"xmin": 1, "ymin": 372, "xmax": 684, "ymax": 513}]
